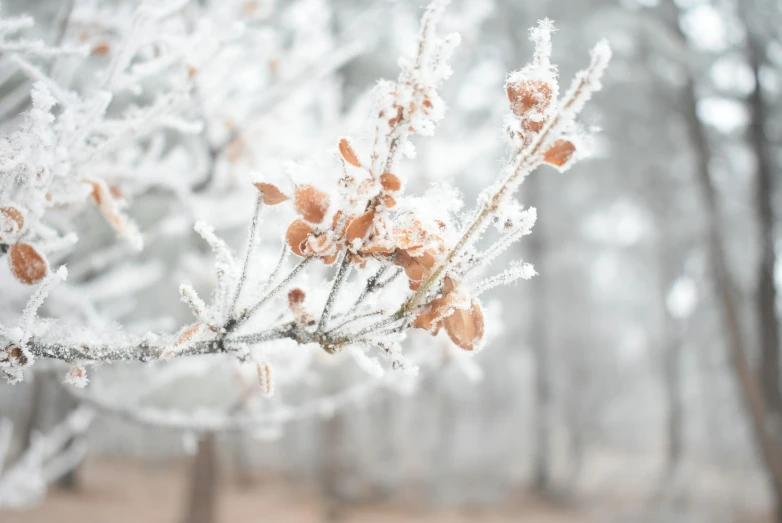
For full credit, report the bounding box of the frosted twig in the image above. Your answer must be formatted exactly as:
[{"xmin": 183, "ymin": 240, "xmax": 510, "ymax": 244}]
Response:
[
  {"xmin": 229, "ymin": 195, "xmax": 264, "ymax": 320},
  {"xmin": 315, "ymin": 252, "xmax": 352, "ymax": 334},
  {"xmin": 19, "ymin": 267, "xmax": 68, "ymax": 345},
  {"xmin": 235, "ymin": 257, "xmax": 314, "ymax": 328},
  {"xmin": 472, "ymin": 261, "xmax": 537, "ymax": 296}
]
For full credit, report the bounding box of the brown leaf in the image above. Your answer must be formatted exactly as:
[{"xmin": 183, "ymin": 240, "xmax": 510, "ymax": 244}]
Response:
[
  {"xmin": 393, "ymin": 250, "xmax": 424, "ymax": 290},
  {"xmin": 286, "ymin": 219, "xmax": 313, "ymax": 257},
  {"xmin": 305, "ymin": 233, "xmax": 334, "ymax": 257},
  {"xmin": 415, "ymin": 250, "xmax": 437, "ymax": 271},
  {"xmin": 8, "ymin": 243, "xmax": 48, "ymax": 285},
  {"xmin": 254, "ymin": 182, "xmax": 289, "ymax": 205},
  {"xmin": 444, "ymin": 298, "xmax": 485, "ymax": 351},
  {"xmin": 294, "ymin": 185, "xmax": 330, "ymax": 224},
  {"xmin": 176, "ymin": 323, "xmax": 202, "ymax": 346},
  {"xmin": 380, "ymin": 173, "xmax": 401, "ymax": 192},
  {"xmin": 543, "ymin": 139, "xmax": 576, "ymax": 167},
  {"xmin": 346, "ymin": 211, "xmax": 375, "ymax": 244},
  {"xmin": 412, "ymin": 276, "xmax": 457, "ymax": 333},
  {"xmin": 339, "ymin": 138, "xmax": 361, "ymax": 168},
  {"xmin": 521, "ymin": 118, "xmax": 545, "ymax": 133},
  {"xmin": 0, "ymin": 206, "xmax": 24, "ymax": 241},
  {"xmin": 383, "ymin": 194, "xmax": 397, "ymax": 209},
  {"xmin": 359, "ymin": 241, "xmax": 395, "ymax": 256},
  {"xmin": 506, "ymin": 79, "xmax": 553, "ymax": 118},
  {"xmin": 85, "ymin": 178, "xmax": 138, "ymax": 243}
]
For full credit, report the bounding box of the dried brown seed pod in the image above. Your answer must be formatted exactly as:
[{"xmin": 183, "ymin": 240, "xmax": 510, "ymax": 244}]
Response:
[
  {"xmin": 346, "ymin": 211, "xmax": 375, "ymax": 244},
  {"xmin": 288, "ymin": 288, "xmax": 307, "ymax": 322},
  {"xmin": 339, "ymin": 138, "xmax": 361, "ymax": 168},
  {"xmin": 0, "ymin": 206, "xmax": 24, "ymax": 241},
  {"xmin": 383, "ymin": 194, "xmax": 397, "ymax": 209},
  {"xmin": 506, "ymin": 78, "xmax": 553, "ymax": 118},
  {"xmin": 443, "ymin": 298, "xmax": 485, "ymax": 351},
  {"xmin": 543, "ymin": 139, "xmax": 576, "ymax": 167},
  {"xmin": 288, "ymin": 288, "xmax": 306, "ymax": 307},
  {"xmin": 254, "ymin": 182, "xmax": 289, "ymax": 205},
  {"xmin": 286, "ymin": 219, "xmax": 314, "ymax": 257},
  {"xmin": 294, "ymin": 185, "xmax": 330, "ymax": 224},
  {"xmin": 8, "ymin": 243, "xmax": 48, "ymax": 285},
  {"xmin": 380, "ymin": 173, "xmax": 402, "ymax": 192},
  {"xmin": 1, "ymin": 345, "xmax": 28, "ymax": 366}
]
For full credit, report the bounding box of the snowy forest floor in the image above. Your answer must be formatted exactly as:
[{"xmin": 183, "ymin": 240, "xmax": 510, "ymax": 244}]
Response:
[{"xmin": 0, "ymin": 452, "xmax": 772, "ymax": 523}]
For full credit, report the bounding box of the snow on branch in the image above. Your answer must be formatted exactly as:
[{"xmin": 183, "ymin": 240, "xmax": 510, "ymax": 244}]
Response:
[
  {"xmin": 0, "ymin": 407, "xmax": 94, "ymax": 509},
  {"xmin": 0, "ymin": 0, "xmax": 610, "ymax": 457}
]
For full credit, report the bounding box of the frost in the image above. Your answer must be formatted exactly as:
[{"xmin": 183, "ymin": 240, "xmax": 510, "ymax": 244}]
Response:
[{"xmin": 0, "ymin": 0, "xmax": 608, "ymax": 457}]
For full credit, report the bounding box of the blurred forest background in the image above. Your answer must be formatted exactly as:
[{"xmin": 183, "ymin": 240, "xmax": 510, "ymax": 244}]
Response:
[{"xmin": 1, "ymin": 0, "xmax": 782, "ymax": 521}]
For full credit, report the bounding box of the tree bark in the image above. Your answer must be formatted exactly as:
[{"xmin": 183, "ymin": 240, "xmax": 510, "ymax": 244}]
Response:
[
  {"xmin": 525, "ymin": 171, "xmax": 552, "ymax": 493},
  {"xmin": 655, "ymin": 234, "xmax": 686, "ymax": 477},
  {"xmin": 746, "ymin": 33, "xmax": 782, "ymax": 425},
  {"xmin": 660, "ymin": 3, "xmax": 782, "ymax": 518},
  {"xmin": 181, "ymin": 435, "xmax": 218, "ymax": 523},
  {"xmin": 682, "ymin": 71, "xmax": 782, "ymax": 518}
]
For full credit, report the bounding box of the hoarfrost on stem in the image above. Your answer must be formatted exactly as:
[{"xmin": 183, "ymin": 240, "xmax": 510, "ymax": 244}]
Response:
[{"xmin": 0, "ymin": 0, "xmax": 610, "ymax": 435}]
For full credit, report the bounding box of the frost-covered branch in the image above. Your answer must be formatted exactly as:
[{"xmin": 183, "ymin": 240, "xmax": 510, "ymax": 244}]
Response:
[
  {"xmin": 0, "ymin": 0, "xmax": 610, "ymax": 468},
  {"xmin": 0, "ymin": 407, "xmax": 94, "ymax": 509}
]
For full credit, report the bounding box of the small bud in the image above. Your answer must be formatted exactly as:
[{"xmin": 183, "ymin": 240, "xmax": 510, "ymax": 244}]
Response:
[
  {"xmin": 64, "ymin": 366, "xmax": 88, "ymax": 388},
  {"xmin": 1, "ymin": 345, "xmax": 28, "ymax": 366},
  {"xmin": 288, "ymin": 288, "xmax": 307, "ymax": 321},
  {"xmin": 288, "ymin": 288, "xmax": 305, "ymax": 307},
  {"xmin": 8, "ymin": 243, "xmax": 48, "ymax": 285},
  {"xmin": 176, "ymin": 323, "xmax": 202, "ymax": 346},
  {"xmin": 256, "ymin": 360, "xmax": 275, "ymax": 397},
  {"xmin": 339, "ymin": 138, "xmax": 361, "ymax": 168}
]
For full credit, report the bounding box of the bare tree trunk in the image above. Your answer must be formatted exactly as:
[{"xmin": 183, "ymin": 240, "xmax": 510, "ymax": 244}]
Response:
[
  {"xmin": 656, "ymin": 244, "xmax": 685, "ymax": 477},
  {"xmin": 661, "ymin": 318, "xmax": 683, "ymax": 476},
  {"xmin": 320, "ymin": 412, "xmax": 346, "ymax": 522},
  {"xmin": 526, "ymin": 172, "xmax": 552, "ymax": 493},
  {"xmin": 181, "ymin": 435, "xmax": 218, "ymax": 523},
  {"xmin": 746, "ymin": 35, "xmax": 782, "ymax": 425},
  {"xmin": 682, "ymin": 72, "xmax": 782, "ymax": 521},
  {"xmin": 659, "ymin": 3, "xmax": 782, "ymax": 518}
]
